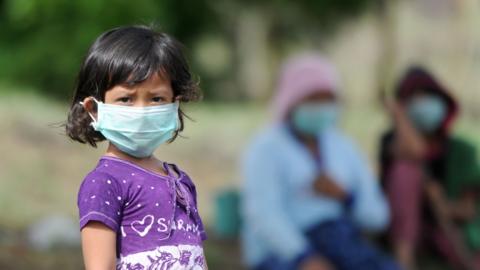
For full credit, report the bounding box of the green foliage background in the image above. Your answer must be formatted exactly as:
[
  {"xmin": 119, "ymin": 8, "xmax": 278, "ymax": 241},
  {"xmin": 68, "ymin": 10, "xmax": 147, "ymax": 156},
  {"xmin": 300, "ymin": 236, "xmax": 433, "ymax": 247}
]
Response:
[{"xmin": 0, "ymin": 0, "xmax": 375, "ymax": 100}]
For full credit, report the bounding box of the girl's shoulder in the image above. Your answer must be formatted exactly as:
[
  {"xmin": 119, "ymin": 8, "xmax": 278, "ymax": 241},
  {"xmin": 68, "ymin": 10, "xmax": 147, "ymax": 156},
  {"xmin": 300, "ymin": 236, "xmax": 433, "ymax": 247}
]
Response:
[
  {"xmin": 85, "ymin": 156, "xmax": 157, "ymax": 182},
  {"xmin": 79, "ymin": 157, "xmax": 128, "ymax": 192}
]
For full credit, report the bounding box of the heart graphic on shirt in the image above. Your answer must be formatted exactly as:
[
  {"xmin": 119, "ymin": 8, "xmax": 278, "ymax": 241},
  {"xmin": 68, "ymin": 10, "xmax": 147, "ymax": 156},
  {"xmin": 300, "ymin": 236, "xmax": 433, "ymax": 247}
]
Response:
[{"xmin": 131, "ymin": 215, "xmax": 154, "ymax": 237}]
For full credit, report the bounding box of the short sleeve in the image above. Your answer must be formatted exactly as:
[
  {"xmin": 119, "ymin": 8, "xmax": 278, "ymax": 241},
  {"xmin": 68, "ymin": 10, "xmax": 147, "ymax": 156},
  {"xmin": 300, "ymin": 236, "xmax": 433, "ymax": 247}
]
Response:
[
  {"xmin": 194, "ymin": 195, "xmax": 208, "ymax": 241},
  {"xmin": 77, "ymin": 172, "xmax": 123, "ymax": 232},
  {"xmin": 179, "ymin": 169, "xmax": 207, "ymax": 241},
  {"xmin": 192, "ymin": 195, "xmax": 207, "ymax": 241}
]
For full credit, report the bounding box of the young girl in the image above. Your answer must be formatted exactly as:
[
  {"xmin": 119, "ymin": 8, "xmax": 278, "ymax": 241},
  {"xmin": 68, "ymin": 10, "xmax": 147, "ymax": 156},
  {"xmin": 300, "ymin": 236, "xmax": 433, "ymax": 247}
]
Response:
[{"xmin": 66, "ymin": 25, "xmax": 207, "ymax": 270}]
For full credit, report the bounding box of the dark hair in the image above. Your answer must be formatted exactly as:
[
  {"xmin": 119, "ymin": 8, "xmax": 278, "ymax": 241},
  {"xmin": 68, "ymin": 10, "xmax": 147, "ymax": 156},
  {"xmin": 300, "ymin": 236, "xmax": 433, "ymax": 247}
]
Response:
[{"xmin": 66, "ymin": 25, "xmax": 201, "ymax": 147}]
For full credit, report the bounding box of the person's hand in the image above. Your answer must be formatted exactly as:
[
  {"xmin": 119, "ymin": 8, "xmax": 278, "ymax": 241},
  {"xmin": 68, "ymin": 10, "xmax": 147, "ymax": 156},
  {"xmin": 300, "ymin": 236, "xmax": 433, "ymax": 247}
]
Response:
[
  {"xmin": 313, "ymin": 173, "xmax": 347, "ymax": 201},
  {"xmin": 300, "ymin": 256, "xmax": 334, "ymax": 270},
  {"xmin": 383, "ymin": 97, "xmax": 397, "ymax": 115},
  {"xmin": 382, "ymin": 92, "xmax": 400, "ymax": 115},
  {"xmin": 383, "ymin": 98, "xmax": 408, "ymax": 122}
]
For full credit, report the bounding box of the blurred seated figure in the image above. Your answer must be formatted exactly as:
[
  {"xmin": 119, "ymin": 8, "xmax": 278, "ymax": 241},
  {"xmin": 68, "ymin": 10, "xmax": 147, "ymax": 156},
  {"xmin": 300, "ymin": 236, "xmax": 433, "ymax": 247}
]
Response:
[
  {"xmin": 380, "ymin": 67, "xmax": 480, "ymax": 270},
  {"xmin": 241, "ymin": 54, "xmax": 400, "ymax": 270}
]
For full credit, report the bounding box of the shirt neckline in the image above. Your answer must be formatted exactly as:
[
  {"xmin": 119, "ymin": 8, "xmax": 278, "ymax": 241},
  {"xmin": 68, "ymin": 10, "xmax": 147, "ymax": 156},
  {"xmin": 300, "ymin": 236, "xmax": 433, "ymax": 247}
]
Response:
[{"xmin": 100, "ymin": 155, "xmax": 183, "ymax": 180}]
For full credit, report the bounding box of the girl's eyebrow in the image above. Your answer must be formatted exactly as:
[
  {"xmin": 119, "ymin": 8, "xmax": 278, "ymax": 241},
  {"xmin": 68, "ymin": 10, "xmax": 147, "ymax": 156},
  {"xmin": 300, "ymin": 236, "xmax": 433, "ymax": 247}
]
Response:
[
  {"xmin": 148, "ymin": 87, "xmax": 170, "ymax": 94},
  {"xmin": 113, "ymin": 87, "xmax": 137, "ymax": 95}
]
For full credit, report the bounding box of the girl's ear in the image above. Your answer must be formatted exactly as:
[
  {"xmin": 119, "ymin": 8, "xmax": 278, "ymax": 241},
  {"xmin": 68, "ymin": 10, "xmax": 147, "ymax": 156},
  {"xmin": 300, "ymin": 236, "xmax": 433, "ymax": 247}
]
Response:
[
  {"xmin": 174, "ymin": 95, "xmax": 183, "ymax": 102},
  {"xmin": 81, "ymin": 97, "xmax": 98, "ymax": 120}
]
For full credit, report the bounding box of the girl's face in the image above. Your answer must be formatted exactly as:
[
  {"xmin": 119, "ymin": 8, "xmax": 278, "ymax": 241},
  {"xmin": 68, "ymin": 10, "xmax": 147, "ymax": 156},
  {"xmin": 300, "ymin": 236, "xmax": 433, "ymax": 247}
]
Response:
[
  {"xmin": 82, "ymin": 73, "xmax": 175, "ymax": 116},
  {"xmin": 105, "ymin": 73, "xmax": 175, "ymax": 106}
]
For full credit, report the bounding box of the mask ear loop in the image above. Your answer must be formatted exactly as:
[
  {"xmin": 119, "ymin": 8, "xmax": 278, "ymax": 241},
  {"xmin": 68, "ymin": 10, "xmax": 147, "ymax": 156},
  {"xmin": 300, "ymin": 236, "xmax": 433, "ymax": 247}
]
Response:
[
  {"xmin": 174, "ymin": 101, "xmax": 181, "ymax": 131},
  {"xmin": 79, "ymin": 98, "xmax": 99, "ymax": 124}
]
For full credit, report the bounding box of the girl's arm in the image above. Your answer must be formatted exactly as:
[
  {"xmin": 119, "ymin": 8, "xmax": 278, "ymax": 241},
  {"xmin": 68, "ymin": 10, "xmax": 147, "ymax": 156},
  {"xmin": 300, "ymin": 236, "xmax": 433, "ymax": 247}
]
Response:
[{"xmin": 81, "ymin": 221, "xmax": 117, "ymax": 270}]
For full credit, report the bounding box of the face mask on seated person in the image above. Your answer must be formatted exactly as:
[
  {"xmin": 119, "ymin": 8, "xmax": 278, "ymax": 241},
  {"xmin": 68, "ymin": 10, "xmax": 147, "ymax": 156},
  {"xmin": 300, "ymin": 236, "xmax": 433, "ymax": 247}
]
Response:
[
  {"xmin": 291, "ymin": 102, "xmax": 339, "ymax": 136},
  {"xmin": 82, "ymin": 98, "xmax": 180, "ymax": 158},
  {"xmin": 407, "ymin": 94, "xmax": 447, "ymax": 133}
]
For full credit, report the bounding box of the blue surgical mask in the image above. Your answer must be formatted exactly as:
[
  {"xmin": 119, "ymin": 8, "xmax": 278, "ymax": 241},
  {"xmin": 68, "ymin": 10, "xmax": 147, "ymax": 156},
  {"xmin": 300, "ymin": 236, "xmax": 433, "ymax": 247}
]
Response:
[
  {"xmin": 291, "ymin": 102, "xmax": 339, "ymax": 136},
  {"xmin": 407, "ymin": 95, "xmax": 447, "ymax": 133},
  {"xmin": 83, "ymin": 98, "xmax": 179, "ymax": 158}
]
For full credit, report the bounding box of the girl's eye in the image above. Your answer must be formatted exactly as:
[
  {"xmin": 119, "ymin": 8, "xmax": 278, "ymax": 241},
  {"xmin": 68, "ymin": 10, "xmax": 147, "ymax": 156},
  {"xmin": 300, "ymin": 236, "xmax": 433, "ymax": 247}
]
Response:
[
  {"xmin": 152, "ymin": 97, "xmax": 164, "ymax": 103},
  {"xmin": 117, "ymin": 97, "xmax": 131, "ymax": 103}
]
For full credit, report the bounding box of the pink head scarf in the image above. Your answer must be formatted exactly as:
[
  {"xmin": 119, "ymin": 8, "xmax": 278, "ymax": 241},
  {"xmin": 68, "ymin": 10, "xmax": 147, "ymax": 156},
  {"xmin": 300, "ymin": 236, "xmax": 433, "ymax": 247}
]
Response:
[{"xmin": 271, "ymin": 53, "xmax": 340, "ymax": 122}]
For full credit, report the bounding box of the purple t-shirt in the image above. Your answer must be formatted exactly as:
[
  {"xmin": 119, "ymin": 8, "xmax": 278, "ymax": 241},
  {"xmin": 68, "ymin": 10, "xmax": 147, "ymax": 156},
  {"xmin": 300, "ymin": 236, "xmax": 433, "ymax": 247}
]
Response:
[{"xmin": 77, "ymin": 156, "xmax": 207, "ymax": 270}]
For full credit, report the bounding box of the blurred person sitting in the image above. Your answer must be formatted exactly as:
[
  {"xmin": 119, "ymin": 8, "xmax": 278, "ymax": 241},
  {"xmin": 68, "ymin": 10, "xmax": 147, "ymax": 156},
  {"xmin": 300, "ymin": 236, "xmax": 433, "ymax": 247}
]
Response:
[
  {"xmin": 380, "ymin": 67, "xmax": 480, "ymax": 270},
  {"xmin": 241, "ymin": 54, "xmax": 400, "ymax": 270}
]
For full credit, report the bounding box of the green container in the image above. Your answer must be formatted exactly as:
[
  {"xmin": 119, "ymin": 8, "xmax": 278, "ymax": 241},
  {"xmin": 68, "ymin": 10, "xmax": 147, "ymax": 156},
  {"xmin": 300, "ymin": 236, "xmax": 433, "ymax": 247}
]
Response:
[{"xmin": 214, "ymin": 190, "xmax": 241, "ymax": 238}]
